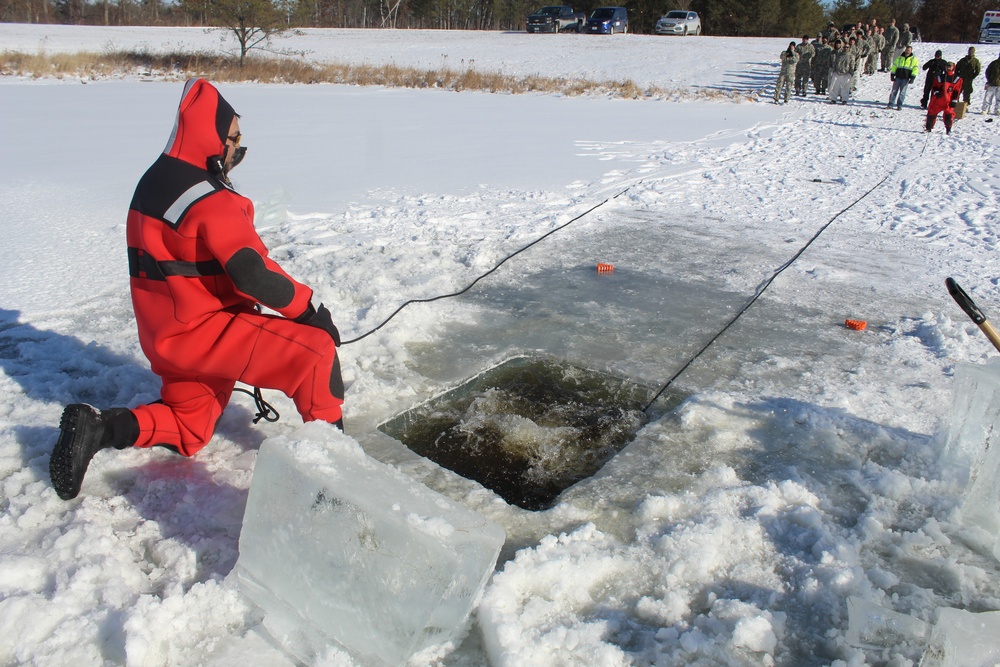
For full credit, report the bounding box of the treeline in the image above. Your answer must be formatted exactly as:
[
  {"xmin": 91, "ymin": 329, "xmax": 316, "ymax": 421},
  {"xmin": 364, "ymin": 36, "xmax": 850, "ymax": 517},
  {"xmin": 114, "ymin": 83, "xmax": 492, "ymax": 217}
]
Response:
[{"xmin": 0, "ymin": 0, "xmax": 993, "ymax": 40}]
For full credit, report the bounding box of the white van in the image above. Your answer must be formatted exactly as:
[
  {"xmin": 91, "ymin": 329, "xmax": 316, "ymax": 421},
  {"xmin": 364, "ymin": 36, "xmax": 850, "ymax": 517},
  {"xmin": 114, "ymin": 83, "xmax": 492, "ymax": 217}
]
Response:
[{"xmin": 981, "ymin": 10, "xmax": 1000, "ymax": 44}]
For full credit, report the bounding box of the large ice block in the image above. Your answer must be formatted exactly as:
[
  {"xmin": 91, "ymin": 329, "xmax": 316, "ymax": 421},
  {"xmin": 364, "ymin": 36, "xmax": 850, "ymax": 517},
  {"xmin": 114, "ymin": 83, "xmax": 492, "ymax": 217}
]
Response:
[
  {"xmin": 939, "ymin": 359, "xmax": 1000, "ymax": 486},
  {"xmin": 845, "ymin": 596, "xmax": 929, "ymax": 650},
  {"xmin": 939, "ymin": 360, "xmax": 1000, "ymax": 560},
  {"xmin": 920, "ymin": 608, "xmax": 1000, "ymax": 667},
  {"xmin": 231, "ymin": 422, "xmax": 505, "ymax": 666}
]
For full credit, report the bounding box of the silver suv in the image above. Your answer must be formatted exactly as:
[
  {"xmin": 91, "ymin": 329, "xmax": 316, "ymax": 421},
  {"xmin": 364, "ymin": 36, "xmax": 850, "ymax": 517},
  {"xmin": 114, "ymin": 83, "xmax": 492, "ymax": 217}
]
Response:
[{"xmin": 655, "ymin": 10, "xmax": 701, "ymax": 36}]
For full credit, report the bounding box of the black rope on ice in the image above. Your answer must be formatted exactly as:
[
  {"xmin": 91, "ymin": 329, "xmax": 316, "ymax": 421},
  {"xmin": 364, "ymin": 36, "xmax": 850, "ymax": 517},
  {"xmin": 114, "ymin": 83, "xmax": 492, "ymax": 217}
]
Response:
[
  {"xmin": 642, "ymin": 130, "xmax": 930, "ymax": 415},
  {"xmin": 340, "ymin": 184, "xmax": 639, "ymax": 346},
  {"xmin": 234, "ymin": 386, "xmax": 280, "ymax": 423},
  {"xmin": 244, "ymin": 124, "xmax": 929, "ymax": 423},
  {"xmin": 229, "ymin": 183, "xmax": 639, "ymax": 426}
]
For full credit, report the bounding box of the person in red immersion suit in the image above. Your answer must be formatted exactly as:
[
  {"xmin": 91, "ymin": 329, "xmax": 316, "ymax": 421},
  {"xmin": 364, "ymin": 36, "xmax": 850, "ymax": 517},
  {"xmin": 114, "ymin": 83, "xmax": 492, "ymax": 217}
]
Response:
[
  {"xmin": 50, "ymin": 78, "xmax": 345, "ymax": 500},
  {"xmin": 925, "ymin": 62, "xmax": 964, "ymax": 135}
]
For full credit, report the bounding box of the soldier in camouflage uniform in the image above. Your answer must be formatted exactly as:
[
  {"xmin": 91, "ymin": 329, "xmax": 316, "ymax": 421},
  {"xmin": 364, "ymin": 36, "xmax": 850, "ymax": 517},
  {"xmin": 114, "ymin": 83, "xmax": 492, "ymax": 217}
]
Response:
[
  {"xmin": 956, "ymin": 47, "xmax": 982, "ymax": 105},
  {"xmin": 850, "ymin": 35, "xmax": 865, "ymax": 92},
  {"xmin": 896, "ymin": 23, "xmax": 912, "ymax": 61},
  {"xmin": 864, "ymin": 29, "xmax": 879, "ymax": 76},
  {"xmin": 829, "ymin": 38, "xmax": 855, "ymax": 104},
  {"xmin": 882, "ymin": 19, "xmax": 899, "ymax": 72},
  {"xmin": 774, "ymin": 41, "xmax": 800, "ymax": 104},
  {"xmin": 812, "ymin": 36, "xmax": 833, "ymax": 95},
  {"xmin": 872, "ymin": 28, "xmax": 886, "ymax": 74},
  {"xmin": 795, "ymin": 35, "xmax": 816, "ymax": 96}
]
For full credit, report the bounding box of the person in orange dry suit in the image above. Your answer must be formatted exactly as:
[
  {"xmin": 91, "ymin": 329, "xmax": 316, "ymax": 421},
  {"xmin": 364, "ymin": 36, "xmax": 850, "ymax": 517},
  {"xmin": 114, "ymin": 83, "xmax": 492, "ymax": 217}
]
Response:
[
  {"xmin": 50, "ymin": 78, "xmax": 344, "ymax": 500},
  {"xmin": 925, "ymin": 63, "xmax": 964, "ymax": 134}
]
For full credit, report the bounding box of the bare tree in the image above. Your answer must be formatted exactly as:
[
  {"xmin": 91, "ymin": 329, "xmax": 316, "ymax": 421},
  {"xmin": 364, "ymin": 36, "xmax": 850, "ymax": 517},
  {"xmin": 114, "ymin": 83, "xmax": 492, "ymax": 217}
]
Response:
[
  {"xmin": 203, "ymin": 0, "xmax": 286, "ymax": 65},
  {"xmin": 380, "ymin": 0, "xmax": 401, "ymax": 26}
]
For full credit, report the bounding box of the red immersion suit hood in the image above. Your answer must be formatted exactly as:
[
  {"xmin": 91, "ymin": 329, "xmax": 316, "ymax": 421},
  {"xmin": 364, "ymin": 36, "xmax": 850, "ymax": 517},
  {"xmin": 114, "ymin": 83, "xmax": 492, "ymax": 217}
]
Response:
[{"xmin": 162, "ymin": 78, "xmax": 239, "ymax": 170}]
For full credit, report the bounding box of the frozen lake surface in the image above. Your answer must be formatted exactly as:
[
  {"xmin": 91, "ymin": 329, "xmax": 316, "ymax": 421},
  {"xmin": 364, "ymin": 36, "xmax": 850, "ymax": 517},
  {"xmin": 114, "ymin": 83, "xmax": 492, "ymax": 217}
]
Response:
[{"xmin": 3, "ymin": 23, "xmax": 1000, "ymax": 667}]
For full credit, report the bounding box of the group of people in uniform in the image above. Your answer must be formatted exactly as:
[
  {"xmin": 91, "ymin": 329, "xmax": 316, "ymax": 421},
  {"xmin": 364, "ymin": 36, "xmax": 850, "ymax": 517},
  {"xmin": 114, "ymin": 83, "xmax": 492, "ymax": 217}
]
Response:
[
  {"xmin": 773, "ymin": 18, "xmax": 1000, "ymax": 136},
  {"xmin": 774, "ymin": 18, "xmax": 913, "ymax": 105}
]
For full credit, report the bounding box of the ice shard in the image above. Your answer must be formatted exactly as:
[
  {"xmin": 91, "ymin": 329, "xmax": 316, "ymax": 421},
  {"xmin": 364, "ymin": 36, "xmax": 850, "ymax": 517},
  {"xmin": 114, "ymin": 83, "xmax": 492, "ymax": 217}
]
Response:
[
  {"xmin": 920, "ymin": 608, "xmax": 1000, "ymax": 667},
  {"xmin": 939, "ymin": 360, "xmax": 1000, "ymax": 560},
  {"xmin": 940, "ymin": 359, "xmax": 1000, "ymax": 485},
  {"xmin": 845, "ymin": 596, "xmax": 929, "ymax": 650},
  {"xmin": 231, "ymin": 422, "xmax": 505, "ymax": 666}
]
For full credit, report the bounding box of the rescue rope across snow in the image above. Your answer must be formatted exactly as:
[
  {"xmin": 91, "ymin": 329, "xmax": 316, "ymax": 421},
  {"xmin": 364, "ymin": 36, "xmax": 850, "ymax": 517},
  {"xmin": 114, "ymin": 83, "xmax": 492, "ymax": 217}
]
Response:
[
  {"xmin": 340, "ymin": 183, "xmax": 640, "ymax": 346},
  {"xmin": 642, "ymin": 133, "xmax": 931, "ymax": 414},
  {"xmin": 242, "ymin": 126, "xmax": 928, "ymax": 423},
  {"xmin": 235, "ymin": 182, "xmax": 641, "ymax": 422},
  {"xmin": 337, "ymin": 149, "xmax": 795, "ymax": 349}
]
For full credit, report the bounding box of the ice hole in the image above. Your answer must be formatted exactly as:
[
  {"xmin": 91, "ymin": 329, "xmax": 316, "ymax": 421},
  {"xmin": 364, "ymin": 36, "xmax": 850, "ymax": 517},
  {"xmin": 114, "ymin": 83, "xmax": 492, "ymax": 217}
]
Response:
[{"xmin": 379, "ymin": 355, "xmax": 687, "ymax": 510}]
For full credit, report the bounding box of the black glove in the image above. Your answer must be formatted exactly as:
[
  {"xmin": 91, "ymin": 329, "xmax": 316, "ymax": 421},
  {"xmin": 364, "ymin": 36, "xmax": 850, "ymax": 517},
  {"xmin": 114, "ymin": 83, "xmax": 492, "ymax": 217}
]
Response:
[{"xmin": 296, "ymin": 302, "xmax": 341, "ymax": 346}]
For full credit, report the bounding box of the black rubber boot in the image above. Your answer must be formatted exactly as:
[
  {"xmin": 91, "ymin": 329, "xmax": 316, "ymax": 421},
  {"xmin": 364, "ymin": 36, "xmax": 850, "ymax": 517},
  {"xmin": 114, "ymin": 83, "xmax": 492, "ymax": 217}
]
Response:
[
  {"xmin": 925, "ymin": 115, "xmax": 936, "ymax": 132},
  {"xmin": 50, "ymin": 404, "xmax": 139, "ymax": 500}
]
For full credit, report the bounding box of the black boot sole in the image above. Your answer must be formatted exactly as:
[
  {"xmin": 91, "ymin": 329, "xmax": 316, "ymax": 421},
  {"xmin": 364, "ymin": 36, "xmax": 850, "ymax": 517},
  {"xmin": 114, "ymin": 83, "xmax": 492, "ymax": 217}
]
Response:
[{"xmin": 50, "ymin": 404, "xmax": 103, "ymax": 500}]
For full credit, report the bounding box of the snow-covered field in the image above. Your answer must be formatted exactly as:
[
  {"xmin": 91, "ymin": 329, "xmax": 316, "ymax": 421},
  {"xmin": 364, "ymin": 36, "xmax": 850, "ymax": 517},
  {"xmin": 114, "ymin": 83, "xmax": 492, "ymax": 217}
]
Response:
[{"xmin": 3, "ymin": 23, "xmax": 1000, "ymax": 666}]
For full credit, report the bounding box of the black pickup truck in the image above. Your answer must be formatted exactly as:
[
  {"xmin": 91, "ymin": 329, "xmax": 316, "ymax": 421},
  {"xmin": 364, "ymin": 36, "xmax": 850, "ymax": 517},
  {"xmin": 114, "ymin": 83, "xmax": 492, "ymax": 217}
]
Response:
[{"xmin": 526, "ymin": 6, "xmax": 586, "ymax": 33}]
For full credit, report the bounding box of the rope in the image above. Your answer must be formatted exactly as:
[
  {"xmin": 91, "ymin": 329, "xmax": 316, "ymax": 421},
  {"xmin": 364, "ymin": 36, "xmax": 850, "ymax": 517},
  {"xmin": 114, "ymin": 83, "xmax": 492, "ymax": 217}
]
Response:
[
  {"xmin": 233, "ymin": 386, "xmax": 280, "ymax": 423},
  {"xmin": 642, "ymin": 134, "xmax": 930, "ymax": 413},
  {"xmin": 240, "ymin": 125, "xmax": 928, "ymax": 424},
  {"xmin": 340, "ymin": 184, "xmax": 638, "ymax": 346},
  {"xmin": 235, "ymin": 183, "xmax": 639, "ymax": 423}
]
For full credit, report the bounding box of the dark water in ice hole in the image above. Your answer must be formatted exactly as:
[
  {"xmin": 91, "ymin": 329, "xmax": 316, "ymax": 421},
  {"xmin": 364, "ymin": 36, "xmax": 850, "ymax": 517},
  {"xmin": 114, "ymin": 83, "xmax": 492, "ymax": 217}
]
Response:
[
  {"xmin": 383, "ymin": 259, "xmax": 750, "ymax": 512},
  {"xmin": 379, "ymin": 218, "xmax": 875, "ymax": 511},
  {"xmin": 379, "ymin": 356, "xmax": 687, "ymax": 510}
]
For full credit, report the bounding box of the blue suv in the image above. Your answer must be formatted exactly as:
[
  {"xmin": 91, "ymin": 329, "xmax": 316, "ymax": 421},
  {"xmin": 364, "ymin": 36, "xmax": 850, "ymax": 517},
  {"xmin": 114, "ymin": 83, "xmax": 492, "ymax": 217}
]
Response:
[{"xmin": 585, "ymin": 7, "xmax": 628, "ymax": 34}]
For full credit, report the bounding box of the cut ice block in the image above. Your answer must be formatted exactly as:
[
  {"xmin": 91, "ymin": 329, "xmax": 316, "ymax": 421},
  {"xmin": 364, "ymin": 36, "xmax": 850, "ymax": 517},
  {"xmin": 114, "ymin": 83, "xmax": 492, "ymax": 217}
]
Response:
[
  {"xmin": 939, "ymin": 360, "xmax": 1000, "ymax": 560},
  {"xmin": 920, "ymin": 608, "xmax": 1000, "ymax": 667},
  {"xmin": 939, "ymin": 359, "xmax": 1000, "ymax": 487},
  {"xmin": 231, "ymin": 423, "xmax": 505, "ymax": 666},
  {"xmin": 845, "ymin": 596, "xmax": 929, "ymax": 650}
]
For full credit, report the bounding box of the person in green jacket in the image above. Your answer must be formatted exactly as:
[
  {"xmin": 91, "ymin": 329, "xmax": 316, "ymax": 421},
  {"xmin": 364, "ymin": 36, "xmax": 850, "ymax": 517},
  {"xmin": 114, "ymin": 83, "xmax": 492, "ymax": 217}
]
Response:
[
  {"xmin": 887, "ymin": 45, "xmax": 919, "ymax": 110},
  {"xmin": 956, "ymin": 47, "xmax": 982, "ymax": 105}
]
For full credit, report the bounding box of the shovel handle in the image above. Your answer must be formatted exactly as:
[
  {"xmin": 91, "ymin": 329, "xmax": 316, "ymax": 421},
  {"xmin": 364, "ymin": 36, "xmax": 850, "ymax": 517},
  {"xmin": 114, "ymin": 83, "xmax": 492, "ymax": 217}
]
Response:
[
  {"xmin": 982, "ymin": 321, "xmax": 1000, "ymax": 353},
  {"xmin": 947, "ymin": 277, "xmax": 1000, "ymax": 353},
  {"xmin": 947, "ymin": 277, "xmax": 986, "ymax": 324}
]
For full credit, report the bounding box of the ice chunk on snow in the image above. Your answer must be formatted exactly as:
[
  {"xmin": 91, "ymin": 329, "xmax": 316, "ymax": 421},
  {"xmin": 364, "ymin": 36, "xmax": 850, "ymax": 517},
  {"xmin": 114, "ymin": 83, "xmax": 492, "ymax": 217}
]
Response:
[
  {"xmin": 940, "ymin": 360, "xmax": 1000, "ymax": 561},
  {"xmin": 920, "ymin": 608, "xmax": 1000, "ymax": 667},
  {"xmin": 231, "ymin": 422, "xmax": 505, "ymax": 666},
  {"xmin": 940, "ymin": 359, "xmax": 1000, "ymax": 486},
  {"xmin": 845, "ymin": 596, "xmax": 929, "ymax": 650},
  {"xmin": 731, "ymin": 616, "xmax": 777, "ymax": 653}
]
